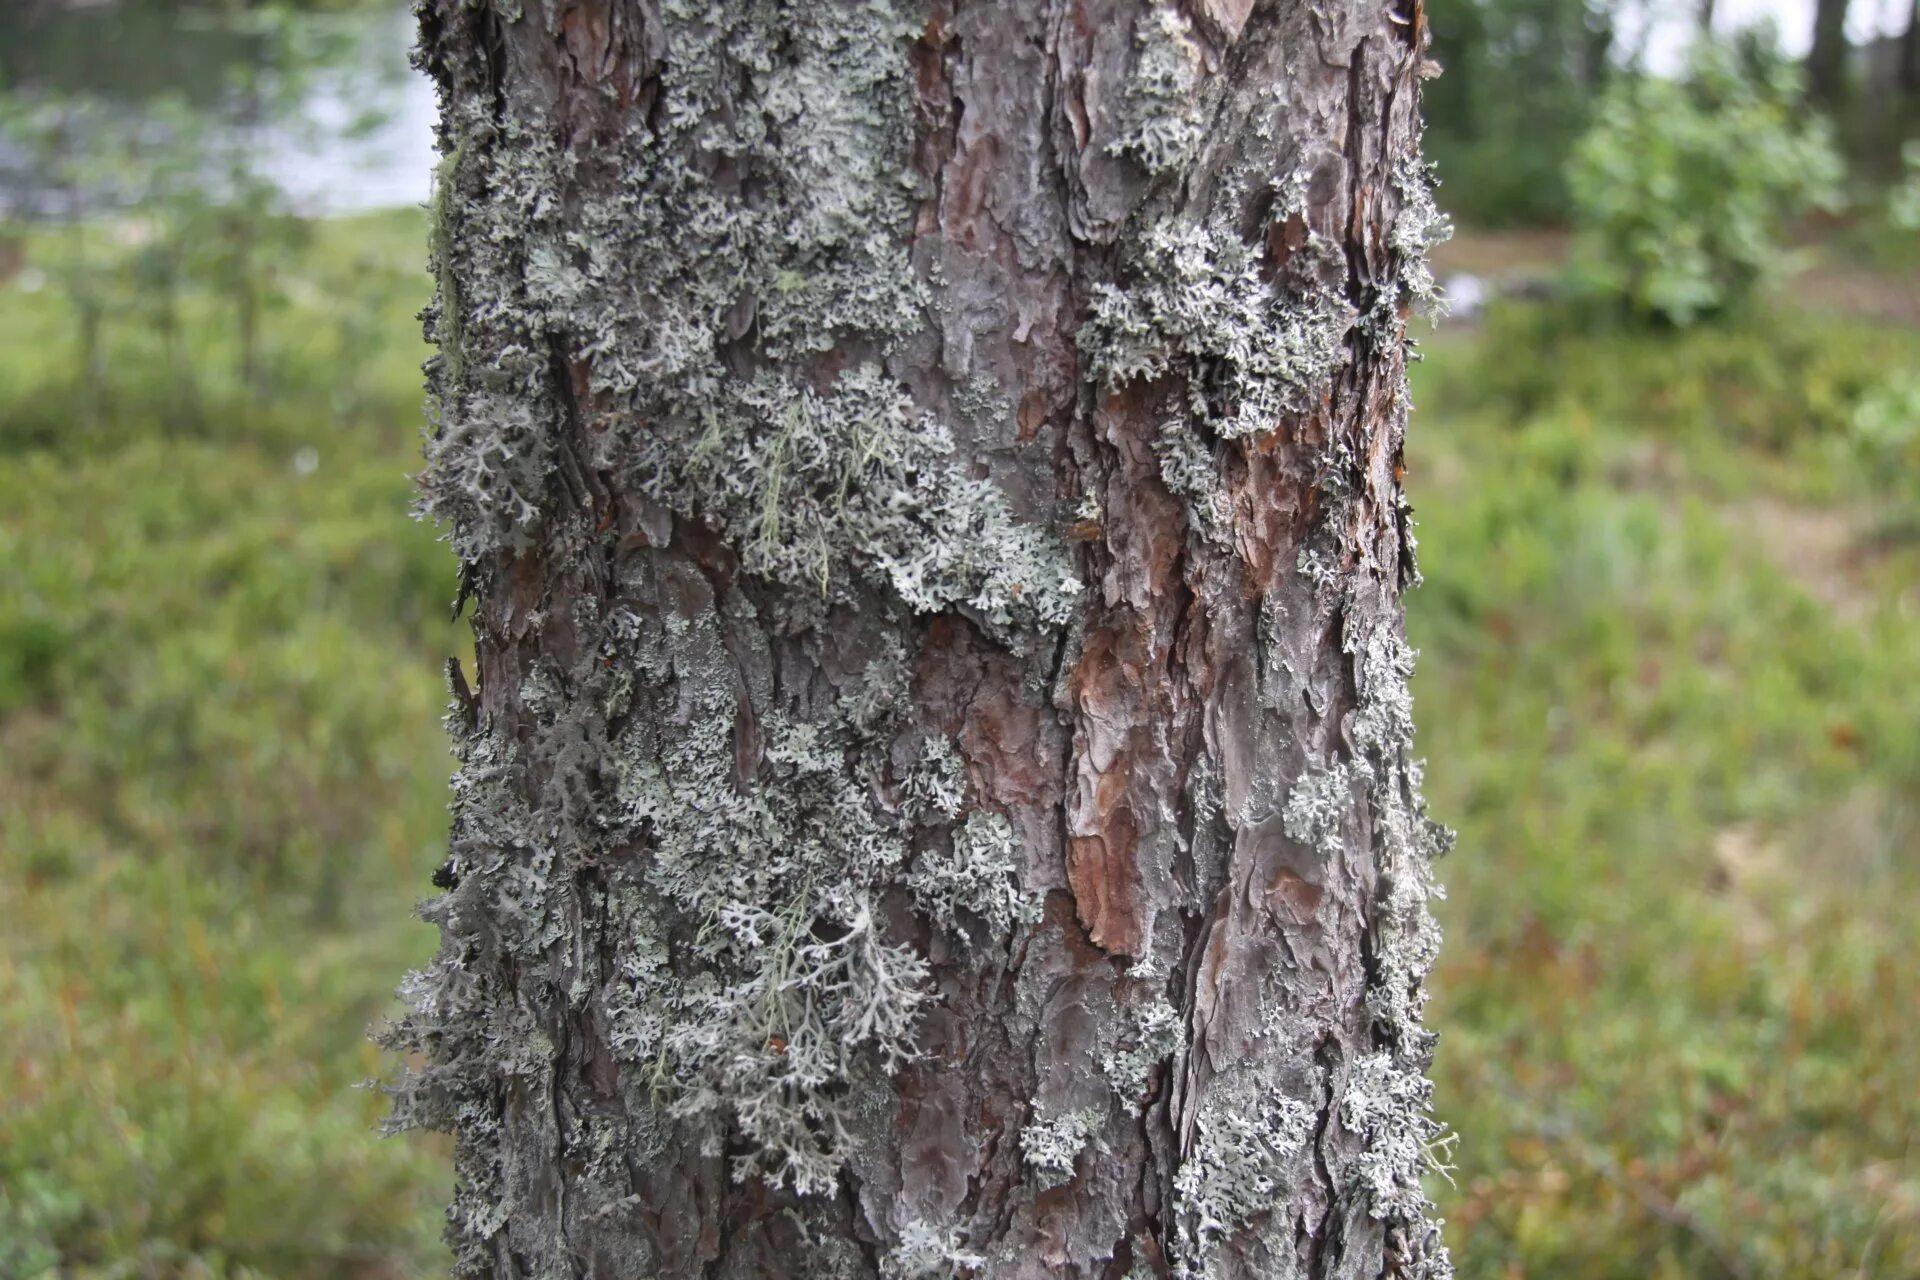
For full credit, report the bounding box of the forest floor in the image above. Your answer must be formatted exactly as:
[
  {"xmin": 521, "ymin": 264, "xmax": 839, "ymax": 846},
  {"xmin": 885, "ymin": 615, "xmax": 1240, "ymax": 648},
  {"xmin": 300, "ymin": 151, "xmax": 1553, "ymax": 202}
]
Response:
[
  {"xmin": 1410, "ymin": 294, "xmax": 1920, "ymax": 1277},
  {"xmin": 1, "ymin": 212, "xmax": 1917, "ymax": 1277},
  {"xmin": 1434, "ymin": 223, "xmax": 1920, "ymax": 326}
]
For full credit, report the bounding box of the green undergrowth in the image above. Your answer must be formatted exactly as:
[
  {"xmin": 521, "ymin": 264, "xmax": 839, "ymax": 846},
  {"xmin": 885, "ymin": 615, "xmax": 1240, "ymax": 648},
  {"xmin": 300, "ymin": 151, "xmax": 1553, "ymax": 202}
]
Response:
[
  {"xmin": 4, "ymin": 201, "xmax": 1919, "ymax": 1277},
  {"xmin": 0, "ymin": 209, "xmax": 454, "ymax": 1277},
  {"xmin": 1410, "ymin": 304, "xmax": 1920, "ymax": 1278}
]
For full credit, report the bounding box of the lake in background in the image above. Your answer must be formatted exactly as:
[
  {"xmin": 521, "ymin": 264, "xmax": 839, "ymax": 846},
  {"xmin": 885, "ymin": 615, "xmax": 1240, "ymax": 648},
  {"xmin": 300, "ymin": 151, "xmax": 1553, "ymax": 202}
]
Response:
[{"xmin": 0, "ymin": 1, "xmax": 436, "ymax": 218}]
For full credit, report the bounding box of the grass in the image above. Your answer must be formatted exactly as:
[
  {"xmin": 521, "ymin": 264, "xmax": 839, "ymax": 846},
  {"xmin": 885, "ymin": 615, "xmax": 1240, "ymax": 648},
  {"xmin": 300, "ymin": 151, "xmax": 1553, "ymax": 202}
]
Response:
[
  {"xmin": 1410, "ymin": 305, "xmax": 1920, "ymax": 1278},
  {"xmin": 0, "ymin": 209, "xmax": 456, "ymax": 1277},
  {"xmin": 1, "ymin": 207, "xmax": 1918, "ymax": 1277}
]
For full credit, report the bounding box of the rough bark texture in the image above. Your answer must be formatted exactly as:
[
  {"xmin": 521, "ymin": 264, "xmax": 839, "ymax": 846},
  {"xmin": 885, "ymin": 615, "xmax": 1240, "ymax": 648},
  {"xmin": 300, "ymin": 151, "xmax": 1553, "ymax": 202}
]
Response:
[{"xmin": 383, "ymin": 1, "xmax": 1452, "ymax": 1277}]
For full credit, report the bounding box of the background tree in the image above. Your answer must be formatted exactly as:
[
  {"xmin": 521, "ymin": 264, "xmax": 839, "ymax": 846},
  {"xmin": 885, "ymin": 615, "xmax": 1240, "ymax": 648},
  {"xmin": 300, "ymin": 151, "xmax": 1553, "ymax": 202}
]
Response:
[
  {"xmin": 384, "ymin": 2, "xmax": 1452, "ymax": 1277},
  {"xmin": 1422, "ymin": 0, "xmax": 1617, "ymax": 226},
  {"xmin": 1902, "ymin": 0, "xmax": 1919, "ymax": 96},
  {"xmin": 1806, "ymin": 0, "xmax": 1851, "ymax": 105}
]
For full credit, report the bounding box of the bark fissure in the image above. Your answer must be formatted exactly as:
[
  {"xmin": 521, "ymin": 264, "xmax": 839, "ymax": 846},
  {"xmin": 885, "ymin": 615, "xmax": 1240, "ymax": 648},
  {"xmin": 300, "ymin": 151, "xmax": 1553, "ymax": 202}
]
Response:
[{"xmin": 383, "ymin": 1, "xmax": 1452, "ymax": 1275}]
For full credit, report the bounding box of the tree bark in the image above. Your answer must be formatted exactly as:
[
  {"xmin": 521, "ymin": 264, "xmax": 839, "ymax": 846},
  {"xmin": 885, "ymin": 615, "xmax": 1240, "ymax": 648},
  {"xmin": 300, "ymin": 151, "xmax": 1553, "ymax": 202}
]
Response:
[
  {"xmin": 384, "ymin": 2, "xmax": 1453, "ymax": 1277},
  {"xmin": 1807, "ymin": 0, "xmax": 1851, "ymax": 106}
]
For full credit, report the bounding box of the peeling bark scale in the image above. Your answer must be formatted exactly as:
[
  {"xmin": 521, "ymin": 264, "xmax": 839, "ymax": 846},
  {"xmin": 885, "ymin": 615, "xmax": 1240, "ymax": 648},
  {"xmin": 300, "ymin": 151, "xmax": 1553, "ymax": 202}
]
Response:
[{"xmin": 382, "ymin": 1, "xmax": 1454, "ymax": 1276}]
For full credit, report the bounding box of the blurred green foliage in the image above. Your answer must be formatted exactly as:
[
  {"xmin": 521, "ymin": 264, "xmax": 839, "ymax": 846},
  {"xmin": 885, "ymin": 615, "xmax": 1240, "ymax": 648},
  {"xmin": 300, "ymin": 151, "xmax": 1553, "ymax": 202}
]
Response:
[
  {"xmin": 1889, "ymin": 142, "xmax": 1920, "ymax": 235},
  {"xmin": 0, "ymin": 0, "xmax": 405, "ymax": 417},
  {"xmin": 1848, "ymin": 369, "xmax": 1920, "ymax": 534},
  {"xmin": 1424, "ymin": 0, "xmax": 1616, "ymax": 227},
  {"xmin": 1413, "ymin": 304, "xmax": 1920, "ymax": 1277},
  {"xmin": 1565, "ymin": 40, "xmax": 1845, "ymax": 325},
  {"xmin": 1, "ymin": 120, "xmax": 1919, "ymax": 1280},
  {"xmin": 0, "ymin": 209, "xmax": 455, "ymax": 1277}
]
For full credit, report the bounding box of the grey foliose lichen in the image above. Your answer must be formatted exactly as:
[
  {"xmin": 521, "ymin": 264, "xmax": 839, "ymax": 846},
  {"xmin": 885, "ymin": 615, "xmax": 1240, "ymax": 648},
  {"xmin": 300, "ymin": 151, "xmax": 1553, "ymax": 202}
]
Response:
[
  {"xmin": 1171, "ymin": 1086, "xmax": 1315, "ymax": 1278},
  {"xmin": 1153, "ymin": 421, "xmax": 1232, "ymax": 544},
  {"xmin": 617, "ymin": 696, "xmax": 932, "ymax": 1194},
  {"xmin": 883, "ymin": 1216, "xmax": 987, "ymax": 1279},
  {"xmin": 387, "ymin": 577, "xmax": 1050, "ymax": 1260},
  {"xmin": 1390, "ymin": 154, "xmax": 1453, "ymax": 319},
  {"xmin": 1107, "ymin": 7, "xmax": 1207, "ymax": 177},
  {"xmin": 1099, "ymin": 996, "xmax": 1182, "ymax": 1107},
  {"xmin": 1020, "ymin": 1106, "xmax": 1108, "ymax": 1190},
  {"xmin": 650, "ymin": 366, "xmax": 1081, "ymax": 631},
  {"xmin": 1283, "ymin": 761, "xmax": 1367, "ymax": 857},
  {"xmin": 1332, "ymin": 614, "xmax": 1454, "ymax": 1278},
  {"xmin": 1082, "ymin": 214, "xmax": 1354, "ymax": 440},
  {"xmin": 1240, "ymin": 178, "xmax": 1451, "ymax": 1272},
  {"xmin": 907, "ymin": 808, "xmax": 1042, "ymax": 939},
  {"xmin": 1341, "ymin": 1051, "xmax": 1451, "ymax": 1228}
]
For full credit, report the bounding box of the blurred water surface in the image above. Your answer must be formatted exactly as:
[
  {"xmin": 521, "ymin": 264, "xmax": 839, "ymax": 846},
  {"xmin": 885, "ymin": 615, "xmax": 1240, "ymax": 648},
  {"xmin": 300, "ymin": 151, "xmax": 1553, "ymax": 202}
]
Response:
[{"xmin": 0, "ymin": 1, "xmax": 434, "ymax": 218}]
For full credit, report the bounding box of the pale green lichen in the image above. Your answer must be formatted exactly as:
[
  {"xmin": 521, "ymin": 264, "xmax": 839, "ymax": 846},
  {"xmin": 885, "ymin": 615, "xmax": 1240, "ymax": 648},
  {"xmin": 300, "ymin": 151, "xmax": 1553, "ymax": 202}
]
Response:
[
  {"xmin": 1107, "ymin": 6, "xmax": 1207, "ymax": 176},
  {"xmin": 399, "ymin": 1, "xmax": 1081, "ymax": 1232},
  {"xmin": 1329, "ymin": 613, "xmax": 1454, "ymax": 1279},
  {"xmin": 883, "ymin": 1216, "xmax": 987, "ymax": 1279},
  {"xmin": 607, "ymin": 638, "xmax": 936, "ymax": 1194},
  {"xmin": 907, "ymin": 808, "xmax": 1041, "ymax": 939},
  {"xmin": 1282, "ymin": 762, "xmax": 1365, "ymax": 857},
  {"xmin": 1341, "ymin": 1051, "xmax": 1454, "ymax": 1228},
  {"xmin": 426, "ymin": 137, "xmax": 471, "ymax": 386},
  {"xmin": 1152, "ymin": 421, "xmax": 1231, "ymax": 544},
  {"xmin": 1390, "ymin": 155, "xmax": 1453, "ymax": 318},
  {"xmin": 652, "ymin": 366, "xmax": 1080, "ymax": 629},
  {"xmin": 1171, "ymin": 1088, "xmax": 1314, "ymax": 1277},
  {"xmin": 1351, "ymin": 627, "xmax": 1419, "ymax": 755},
  {"xmin": 953, "ymin": 371, "xmax": 1012, "ymax": 424},
  {"xmin": 1082, "ymin": 216, "xmax": 1353, "ymax": 440},
  {"xmin": 1099, "ymin": 996, "xmax": 1182, "ymax": 1107},
  {"xmin": 1020, "ymin": 1107, "xmax": 1107, "ymax": 1190}
]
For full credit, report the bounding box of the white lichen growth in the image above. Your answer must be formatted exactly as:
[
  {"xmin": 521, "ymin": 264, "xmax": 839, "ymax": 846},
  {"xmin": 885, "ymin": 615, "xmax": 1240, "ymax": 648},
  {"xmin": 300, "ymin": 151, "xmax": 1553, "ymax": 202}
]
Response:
[
  {"xmin": 418, "ymin": 1, "xmax": 1079, "ymax": 631},
  {"xmin": 907, "ymin": 809, "xmax": 1041, "ymax": 938},
  {"xmin": 1352, "ymin": 627, "xmax": 1419, "ymax": 754},
  {"xmin": 1153, "ymin": 420, "xmax": 1232, "ymax": 544},
  {"xmin": 1100, "ymin": 996, "xmax": 1182, "ymax": 1107},
  {"xmin": 1342, "ymin": 1052, "xmax": 1453, "ymax": 1222},
  {"xmin": 1283, "ymin": 762, "xmax": 1364, "ymax": 857},
  {"xmin": 652, "ymin": 366, "xmax": 1081, "ymax": 630},
  {"xmin": 904, "ymin": 733, "xmax": 970, "ymax": 822},
  {"xmin": 1082, "ymin": 217, "xmax": 1353, "ymax": 440},
  {"xmin": 1390, "ymin": 155, "xmax": 1453, "ymax": 318},
  {"xmin": 616, "ymin": 679, "xmax": 938, "ymax": 1194},
  {"xmin": 1172, "ymin": 1089, "xmax": 1314, "ymax": 1276},
  {"xmin": 1335, "ymin": 603, "xmax": 1455, "ymax": 1277},
  {"xmin": 396, "ymin": 2, "xmax": 1095, "ymax": 1232},
  {"xmin": 1107, "ymin": 6, "xmax": 1207, "ymax": 176},
  {"xmin": 953, "ymin": 371, "xmax": 1012, "ymax": 424},
  {"xmin": 1021, "ymin": 1107, "xmax": 1107, "ymax": 1190},
  {"xmin": 883, "ymin": 1216, "xmax": 986, "ymax": 1279}
]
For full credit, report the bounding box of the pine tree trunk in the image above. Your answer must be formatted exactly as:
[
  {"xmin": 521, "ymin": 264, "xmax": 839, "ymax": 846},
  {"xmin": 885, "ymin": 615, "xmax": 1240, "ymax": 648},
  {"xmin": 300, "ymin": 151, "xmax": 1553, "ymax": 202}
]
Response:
[
  {"xmin": 385, "ymin": 2, "xmax": 1453, "ymax": 1277},
  {"xmin": 1807, "ymin": 0, "xmax": 1851, "ymax": 106},
  {"xmin": 1902, "ymin": 0, "xmax": 1920, "ymax": 97}
]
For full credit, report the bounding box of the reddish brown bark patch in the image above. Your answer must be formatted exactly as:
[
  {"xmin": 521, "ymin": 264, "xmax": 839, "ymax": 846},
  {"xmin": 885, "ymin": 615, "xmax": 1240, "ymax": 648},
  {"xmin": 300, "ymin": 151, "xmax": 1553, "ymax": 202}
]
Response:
[{"xmin": 1064, "ymin": 626, "xmax": 1151, "ymax": 955}]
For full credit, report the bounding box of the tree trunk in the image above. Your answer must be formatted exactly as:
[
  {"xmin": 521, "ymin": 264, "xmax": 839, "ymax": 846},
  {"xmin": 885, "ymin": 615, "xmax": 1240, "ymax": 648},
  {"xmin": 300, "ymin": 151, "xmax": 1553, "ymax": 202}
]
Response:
[
  {"xmin": 384, "ymin": 2, "xmax": 1453, "ymax": 1278},
  {"xmin": 1807, "ymin": 0, "xmax": 1851, "ymax": 106},
  {"xmin": 1902, "ymin": 0, "xmax": 1920, "ymax": 96}
]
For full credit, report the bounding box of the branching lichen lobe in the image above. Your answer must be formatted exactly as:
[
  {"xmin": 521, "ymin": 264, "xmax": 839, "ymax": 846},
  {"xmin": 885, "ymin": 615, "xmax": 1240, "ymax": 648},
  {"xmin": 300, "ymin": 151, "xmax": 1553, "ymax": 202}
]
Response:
[{"xmin": 388, "ymin": 0, "xmax": 1452, "ymax": 1276}]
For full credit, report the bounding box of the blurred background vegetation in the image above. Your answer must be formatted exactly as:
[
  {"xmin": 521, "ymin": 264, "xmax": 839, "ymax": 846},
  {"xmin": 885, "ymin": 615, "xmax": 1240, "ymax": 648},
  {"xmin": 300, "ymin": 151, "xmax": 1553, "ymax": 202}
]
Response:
[{"xmin": 0, "ymin": 0, "xmax": 1916, "ymax": 1276}]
